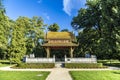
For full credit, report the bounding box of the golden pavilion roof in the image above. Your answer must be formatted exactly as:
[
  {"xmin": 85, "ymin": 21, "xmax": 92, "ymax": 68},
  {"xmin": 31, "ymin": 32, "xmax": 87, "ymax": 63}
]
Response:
[{"xmin": 45, "ymin": 32, "xmax": 75, "ymax": 39}]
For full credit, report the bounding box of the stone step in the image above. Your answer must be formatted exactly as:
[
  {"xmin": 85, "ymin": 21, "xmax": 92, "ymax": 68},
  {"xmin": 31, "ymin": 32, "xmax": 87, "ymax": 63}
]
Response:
[{"xmin": 55, "ymin": 63, "xmax": 64, "ymax": 68}]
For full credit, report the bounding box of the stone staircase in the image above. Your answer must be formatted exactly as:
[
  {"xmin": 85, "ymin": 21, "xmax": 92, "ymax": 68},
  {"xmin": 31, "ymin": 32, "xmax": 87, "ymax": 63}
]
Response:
[{"xmin": 55, "ymin": 62, "xmax": 64, "ymax": 68}]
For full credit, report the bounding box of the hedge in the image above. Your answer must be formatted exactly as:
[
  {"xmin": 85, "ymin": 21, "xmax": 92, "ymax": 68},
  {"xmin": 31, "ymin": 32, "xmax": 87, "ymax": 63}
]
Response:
[
  {"xmin": 104, "ymin": 63, "xmax": 120, "ymax": 67},
  {"xmin": 97, "ymin": 60, "xmax": 120, "ymax": 64},
  {"xmin": 97, "ymin": 60, "xmax": 120, "ymax": 67},
  {"xmin": 65, "ymin": 63, "xmax": 106, "ymax": 68},
  {"xmin": 13, "ymin": 63, "xmax": 55, "ymax": 69}
]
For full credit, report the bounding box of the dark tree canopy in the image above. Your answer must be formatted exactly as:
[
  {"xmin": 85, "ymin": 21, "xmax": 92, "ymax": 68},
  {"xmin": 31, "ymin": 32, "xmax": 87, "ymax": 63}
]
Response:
[
  {"xmin": 48, "ymin": 23, "xmax": 60, "ymax": 32},
  {"xmin": 61, "ymin": 29, "xmax": 69, "ymax": 32},
  {"xmin": 72, "ymin": 0, "xmax": 120, "ymax": 60}
]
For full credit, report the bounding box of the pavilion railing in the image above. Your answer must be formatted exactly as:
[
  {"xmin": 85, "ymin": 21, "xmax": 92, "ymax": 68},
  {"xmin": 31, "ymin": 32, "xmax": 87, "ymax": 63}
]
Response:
[{"xmin": 23, "ymin": 55, "xmax": 97, "ymax": 63}]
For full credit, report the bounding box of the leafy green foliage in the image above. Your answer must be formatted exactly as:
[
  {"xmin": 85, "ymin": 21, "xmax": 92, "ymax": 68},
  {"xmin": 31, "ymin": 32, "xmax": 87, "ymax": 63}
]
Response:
[
  {"xmin": 8, "ymin": 18, "xmax": 26, "ymax": 63},
  {"xmin": 65, "ymin": 63, "xmax": 105, "ymax": 68},
  {"xmin": 48, "ymin": 23, "xmax": 60, "ymax": 31},
  {"xmin": 72, "ymin": 0, "xmax": 120, "ymax": 60},
  {"xmin": 0, "ymin": 0, "xmax": 45, "ymax": 62},
  {"xmin": 14, "ymin": 63, "xmax": 55, "ymax": 68},
  {"xmin": 0, "ymin": 0, "xmax": 10, "ymax": 59},
  {"xmin": 61, "ymin": 29, "xmax": 69, "ymax": 32},
  {"xmin": 97, "ymin": 59, "xmax": 120, "ymax": 67},
  {"xmin": 7, "ymin": 16, "xmax": 45, "ymax": 63}
]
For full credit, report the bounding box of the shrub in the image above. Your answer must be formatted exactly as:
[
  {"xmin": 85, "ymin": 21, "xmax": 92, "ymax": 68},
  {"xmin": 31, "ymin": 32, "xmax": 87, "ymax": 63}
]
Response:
[
  {"xmin": 97, "ymin": 60, "xmax": 120, "ymax": 67},
  {"xmin": 14, "ymin": 63, "xmax": 55, "ymax": 68},
  {"xmin": 104, "ymin": 63, "xmax": 120, "ymax": 67},
  {"xmin": 97, "ymin": 60, "xmax": 109, "ymax": 64},
  {"xmin": 65, "ymin": 63, "xmax": 106, "ymax": 68},
  {"xmin": 97, "ymin": 60, "xmax": 120, "ymax": 64},
  {"xmin": 0, "ymin": 60, "xmax": 16, "ymax": 64}
]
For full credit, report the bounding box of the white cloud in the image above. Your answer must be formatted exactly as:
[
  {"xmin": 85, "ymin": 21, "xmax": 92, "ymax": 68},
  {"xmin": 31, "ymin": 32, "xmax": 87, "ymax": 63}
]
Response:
[
  {"xmin": 43, "ymin": 13, "xmax": 50, "ymax": 20},
  {"xmin": 63, "ymin": 0, "xmax": 72, "ymax": 16},
  {"xmin": 37, "ymin": 0, "xmax": 42, "ymax": 3},
  {"xmin": 63, "ymin": 0, "xmax": 86, "ymax": 16},
  {"xmin": 46, "ymin": 15, "xmax": 50, "ymax": 20}
]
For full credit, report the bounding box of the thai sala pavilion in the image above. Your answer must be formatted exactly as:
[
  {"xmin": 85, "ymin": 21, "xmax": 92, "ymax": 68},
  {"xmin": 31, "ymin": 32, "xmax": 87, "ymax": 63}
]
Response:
[
  {"xmin": 42, "ymin": 32, "xmax": 78, "ymax": 58},
  {"xmin": 23, "ymin": 31, "xmax": 97, "ymax": 63}
]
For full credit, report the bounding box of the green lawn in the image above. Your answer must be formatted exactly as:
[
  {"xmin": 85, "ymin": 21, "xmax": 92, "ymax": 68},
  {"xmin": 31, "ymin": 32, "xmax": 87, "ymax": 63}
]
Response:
[
  {"xmin": 0, "ymin": 71, "xmax": 49, "ymax": 80},
  {"xmin": 70, "ymin": 70, "xmax": 120, "ymax": 80}
]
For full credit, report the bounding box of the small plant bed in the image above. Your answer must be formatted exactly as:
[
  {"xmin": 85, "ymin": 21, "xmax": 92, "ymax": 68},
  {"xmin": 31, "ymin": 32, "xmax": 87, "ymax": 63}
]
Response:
[
  {"xmin": 70, "ymin": 70, "xmax": 120, "ymax": 80},
  {"xmin": 65, "ymin": 63, "xmax": 107, "ymax": 68},
  {"xmin": 0, "ymin": 63, "xmax": 11, "ymax": 67},
  {"xmin": 0, "ymin": 71, "xmax": 49, "ymax": 80},
  {"xmin": 13, "ymin": 63, "xmax": 55, "ymax": 69}
]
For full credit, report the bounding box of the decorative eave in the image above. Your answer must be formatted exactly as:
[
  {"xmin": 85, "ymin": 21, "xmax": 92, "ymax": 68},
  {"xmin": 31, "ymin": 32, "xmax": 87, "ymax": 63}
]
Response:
[{"xmin": 42, "ymin": 43, "xmax": 78, "ymax": 47}]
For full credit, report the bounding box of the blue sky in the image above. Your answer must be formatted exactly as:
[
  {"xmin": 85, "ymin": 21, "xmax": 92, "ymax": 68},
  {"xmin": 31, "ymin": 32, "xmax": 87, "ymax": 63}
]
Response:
[{"xmin": 4, "ymin": 0, "xmax": 86, "ymax": 31}]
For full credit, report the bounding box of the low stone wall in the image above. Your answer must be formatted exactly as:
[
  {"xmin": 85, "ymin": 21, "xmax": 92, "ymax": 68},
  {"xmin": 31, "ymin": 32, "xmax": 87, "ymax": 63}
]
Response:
[
  {"xmin": 23, "ymin": 57, "xmax": 55, "ymax": 63},
  {"xmin": 65, "ymin": 58, "xmax": 97, "ymax": 63}
]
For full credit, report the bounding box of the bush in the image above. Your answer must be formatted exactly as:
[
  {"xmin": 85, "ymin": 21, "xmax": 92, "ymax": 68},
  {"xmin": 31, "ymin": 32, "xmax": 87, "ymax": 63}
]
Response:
[
  {"xmin": 97, "ymin": 60, "xmax": 109, "ymax": 64},
  {"xmin": 14, "ymin": 63, "xmax": 55, "ymax": 68},
  {"xmin": 0, "ymin": 60, "xmax": 10, "ymax": 64},
  {"xmin": 0, "ymin": 60, "xmax": 16, "ymax": 64},
  {"xmin": 97, "ymin": 60, "xmax": 120, "ymax": 67},
  {"xmin": 65, "ymin": 63, "xmax": 106, "ymax": 68},
  {"xmin": 104, "ymin": 63, "xmax": 120, "ymax": 67},
  {"xmin": 97, "ymin": 60, "xmax": 120, "ymax": 64}
]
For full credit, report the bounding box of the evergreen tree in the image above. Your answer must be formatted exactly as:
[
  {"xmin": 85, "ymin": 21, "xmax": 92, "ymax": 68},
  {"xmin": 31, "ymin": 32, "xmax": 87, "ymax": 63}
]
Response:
[
  {"xmin": 48, "ymin": 23, "xmax": 60, "ymax": 32},
  {"xmin": 0, "ymin": 0, "xmax": 10, "ymax": 59}
]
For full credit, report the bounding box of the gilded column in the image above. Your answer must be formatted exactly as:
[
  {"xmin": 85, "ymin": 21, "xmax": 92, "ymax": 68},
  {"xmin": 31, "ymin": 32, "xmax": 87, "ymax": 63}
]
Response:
[
  {"xmin": 70, "ymin": 47, "xmax": 74, "ymax": 58},
  {"xmin": 46, "ymin": 47, "xmax": 50, "ymax": 58}
]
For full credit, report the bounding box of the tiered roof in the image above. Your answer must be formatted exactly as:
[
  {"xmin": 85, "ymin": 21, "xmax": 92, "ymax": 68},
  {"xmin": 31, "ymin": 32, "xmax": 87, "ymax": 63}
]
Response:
[
  {"xmin": 42, "ymin": 32, "xmax": 78, "ymax": 47},
  {"xmin": 46, "ymin": 32, "xmax": 75, "ymax": 39}
]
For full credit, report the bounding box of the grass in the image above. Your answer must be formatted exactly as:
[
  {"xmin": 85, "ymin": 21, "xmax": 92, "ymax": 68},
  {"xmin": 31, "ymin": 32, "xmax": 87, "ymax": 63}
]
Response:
[
  {"xmin": 0, "ymin": 71, "xmax": 49, "ymax": 80},
  {"xmin": 70, "ymin": 70, "xmax": 120, "ymax": 80}
]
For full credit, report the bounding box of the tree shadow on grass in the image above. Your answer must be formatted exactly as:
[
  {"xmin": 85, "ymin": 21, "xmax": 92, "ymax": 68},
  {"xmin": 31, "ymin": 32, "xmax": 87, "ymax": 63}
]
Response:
[{"xmin": 112, "ymin": 72, "xmax": 120, "ymax": 74}]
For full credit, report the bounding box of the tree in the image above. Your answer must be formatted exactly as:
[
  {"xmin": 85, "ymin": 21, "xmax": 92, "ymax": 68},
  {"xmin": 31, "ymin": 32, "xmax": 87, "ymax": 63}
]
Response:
[
  {"xmin": 100, "ymin": 0, "xmax": 120, "ymax": 60},
  {"xmin": 8, "ymin": 16, "xmax": 45, "ymax": 63},
  {"xmin": 48, "ymin": 23, "xmax": 60, "ymax": 32},
  {"xmin": 71, "ymin": 0, "xmax": 102, "ymax": 58},
  {"xmin": 8, "ymin": 17, "xmax": 27, "ymax": 63},
  {"xmin": 61, "ymin": 29, "xmax": 69, "ymax": 32},
  {"xmin": 71, "ymin": 0, "xmax": 120, "ymax": 60},
  {"xmin": 29, "ymin": 16, "xmax": 44, "ymax": 57},
  {"xmin": 0, "ymin": 0, "xmax": 10, "ymax": 59}
]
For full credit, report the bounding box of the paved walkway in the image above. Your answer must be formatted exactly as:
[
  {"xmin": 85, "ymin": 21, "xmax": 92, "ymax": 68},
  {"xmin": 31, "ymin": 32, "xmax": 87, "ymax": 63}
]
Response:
[{"xmin": 46, "ymin": 68, "xmax": 72, "ymax": 80}]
